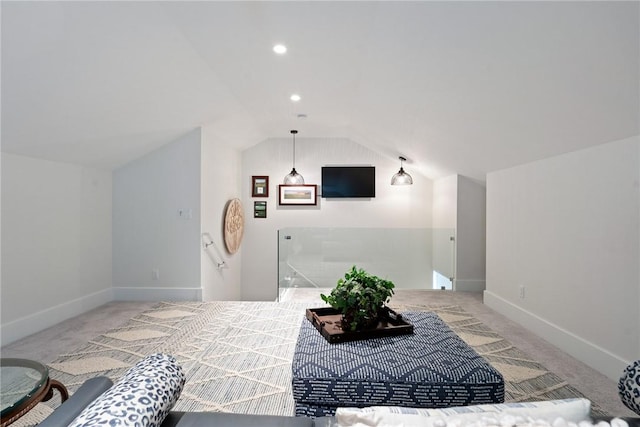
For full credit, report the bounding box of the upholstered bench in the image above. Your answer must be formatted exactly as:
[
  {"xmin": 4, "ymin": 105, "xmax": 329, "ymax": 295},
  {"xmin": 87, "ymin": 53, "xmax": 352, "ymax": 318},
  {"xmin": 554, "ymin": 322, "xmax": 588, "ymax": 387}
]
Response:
[{"xmin": 291, "ymin": 311, "xmax": 505, "ymax": 417}]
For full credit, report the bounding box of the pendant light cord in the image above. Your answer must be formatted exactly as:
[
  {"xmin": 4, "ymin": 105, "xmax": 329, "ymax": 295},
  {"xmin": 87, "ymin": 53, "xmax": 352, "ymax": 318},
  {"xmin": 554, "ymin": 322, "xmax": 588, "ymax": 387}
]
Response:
[
  {"xmin": 291, "ymin": 130, "xmax": 298, "ymax": 171},
  {"xmin": 284, "ymin": 129, "xmax": 304, "ymax": 184}
]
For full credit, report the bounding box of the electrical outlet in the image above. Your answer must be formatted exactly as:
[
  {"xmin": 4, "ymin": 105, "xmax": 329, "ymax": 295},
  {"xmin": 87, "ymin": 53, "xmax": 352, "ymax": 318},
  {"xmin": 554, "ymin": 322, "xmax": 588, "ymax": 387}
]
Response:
[
  {"xmin": 152, "ymin": 269, "xmax": 160, "ymax": 280},
  {"xmin": 178, "ymin": 209, "xmax": 192, "ymax": 220},
  {"xmin": 519, "ymin": 285, "xmax": 525, "ymax": 299}
]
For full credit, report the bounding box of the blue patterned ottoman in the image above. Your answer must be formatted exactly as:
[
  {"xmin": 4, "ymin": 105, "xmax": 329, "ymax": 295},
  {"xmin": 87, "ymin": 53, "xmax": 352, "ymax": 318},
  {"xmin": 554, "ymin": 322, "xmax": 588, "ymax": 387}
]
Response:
[{"xmin": 292, "ymin": 311, "xmax": 504, "ymax": 417}]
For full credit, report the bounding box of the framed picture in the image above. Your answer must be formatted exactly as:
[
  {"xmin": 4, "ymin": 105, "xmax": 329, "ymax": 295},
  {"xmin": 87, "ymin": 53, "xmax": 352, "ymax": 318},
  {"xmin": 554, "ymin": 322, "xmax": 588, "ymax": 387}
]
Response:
[
  {"xmin": 254, "ymin": 201, "xmax": 267, "ymax": 218},
  {"xmin": 279, "ymin": 185, "xmax": 317, "ymax": 206},
  {"xmin": 252, "ymin": 176, "xmax": 269, "ymax": 197}
]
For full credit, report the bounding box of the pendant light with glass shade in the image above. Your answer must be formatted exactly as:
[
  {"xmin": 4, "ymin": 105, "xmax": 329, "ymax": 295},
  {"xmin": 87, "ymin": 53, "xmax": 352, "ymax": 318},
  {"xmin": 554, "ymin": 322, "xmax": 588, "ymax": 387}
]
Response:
[
  {"xmin": 391, "ymin": 156, "xmax": 413, "ymax": 185},
  {"xmin": 283, "ymin": 130, "xmax": 305, "ymax": 184}
]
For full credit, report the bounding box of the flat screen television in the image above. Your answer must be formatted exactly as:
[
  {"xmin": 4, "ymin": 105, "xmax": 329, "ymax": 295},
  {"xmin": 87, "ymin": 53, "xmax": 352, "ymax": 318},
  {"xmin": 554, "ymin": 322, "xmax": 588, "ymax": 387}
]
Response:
[{"xmin": 321, "ymin": 166, "xmax": 375, "ymax": 198}]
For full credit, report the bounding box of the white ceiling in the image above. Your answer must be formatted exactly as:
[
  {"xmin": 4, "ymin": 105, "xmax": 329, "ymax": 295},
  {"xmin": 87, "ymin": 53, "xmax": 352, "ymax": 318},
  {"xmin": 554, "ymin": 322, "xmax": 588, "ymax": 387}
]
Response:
[{"xmin": 2, "ymin": 1, "xmax": 638, "ymax": 181}]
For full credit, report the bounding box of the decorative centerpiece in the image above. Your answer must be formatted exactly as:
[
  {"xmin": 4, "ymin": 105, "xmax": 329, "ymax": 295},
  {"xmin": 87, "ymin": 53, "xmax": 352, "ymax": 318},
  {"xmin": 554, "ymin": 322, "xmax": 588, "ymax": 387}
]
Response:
[
  {"xmin": 306, "ymin": 266, "xmax": 413, "ymax": 343},
  {"xmin": 321, "ymin": 266, "xmax": 395, "ymax": 331}
]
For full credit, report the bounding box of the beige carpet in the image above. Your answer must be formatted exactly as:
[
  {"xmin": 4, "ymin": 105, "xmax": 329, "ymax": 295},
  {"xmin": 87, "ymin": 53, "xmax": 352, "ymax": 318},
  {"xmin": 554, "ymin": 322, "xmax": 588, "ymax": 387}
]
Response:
[{"xmin": 13, "ymin": 300, "xmax": 607, "ymax": 426}]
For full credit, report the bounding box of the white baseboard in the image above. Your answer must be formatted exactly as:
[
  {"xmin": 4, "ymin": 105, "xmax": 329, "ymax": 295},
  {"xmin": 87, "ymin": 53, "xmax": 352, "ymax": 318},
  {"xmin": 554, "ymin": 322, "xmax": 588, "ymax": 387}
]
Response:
[
  {"xmin": 455, "ymin": 279, "xmax": 486, "ymax": 292},
  {"xmin": 0, "ymin": 288, "xmax": 113, "ymax": 347},
  {"xmin": 483, "ymin": 290, "xmax": 630, "ymax": 381},
  {"xmin": 112, "ymin": 286, "xmax": 202, "ymax": 301}
]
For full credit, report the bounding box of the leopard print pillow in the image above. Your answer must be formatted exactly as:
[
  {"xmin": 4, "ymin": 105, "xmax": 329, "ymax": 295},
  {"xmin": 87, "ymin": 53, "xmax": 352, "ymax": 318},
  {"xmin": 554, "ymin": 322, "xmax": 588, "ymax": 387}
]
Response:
[
  {"xmin": 69, "ymin": 353, "xmax": 186, "ymax": 427},
  {"xmin": 619, "ymin": 359, "xmax": 640, "ymax": 416}
]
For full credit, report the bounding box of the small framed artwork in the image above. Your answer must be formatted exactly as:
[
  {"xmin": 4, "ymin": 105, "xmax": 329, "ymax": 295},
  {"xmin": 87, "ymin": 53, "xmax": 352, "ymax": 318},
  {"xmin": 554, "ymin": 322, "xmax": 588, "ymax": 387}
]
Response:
[
  {"xmin": 254, "ymin": 201, "xmax": 267, "ymax": 218},
  {"xmin": 279, "ymin": 185, "xmax": 318, "ymax": 206},
  {"xmin": 252, "ymin": 176, "xmax": 269, "ymax": 197}
]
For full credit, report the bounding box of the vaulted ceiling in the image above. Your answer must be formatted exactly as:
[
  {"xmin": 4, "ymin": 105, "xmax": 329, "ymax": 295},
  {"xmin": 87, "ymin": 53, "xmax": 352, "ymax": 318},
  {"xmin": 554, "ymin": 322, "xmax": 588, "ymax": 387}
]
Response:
[{"xmin": 2, "ymin": 1, "xmax": 638, "ymax": 181}]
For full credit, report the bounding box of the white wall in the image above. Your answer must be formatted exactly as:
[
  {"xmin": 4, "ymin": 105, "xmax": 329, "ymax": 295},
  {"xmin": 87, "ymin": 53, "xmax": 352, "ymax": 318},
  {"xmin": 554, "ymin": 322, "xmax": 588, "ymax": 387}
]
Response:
[
  {"xmin": 456, "ymin": 176, "xmax": 486, "ymax": 292},
  {"xmin": 432, "ymin": 176, "xmax": 458, "ymax": 230},
  {"xmin": 241, "ymin": 137, "xmax": 432, "ymax": 301},
  {"xmin": 0, "ymin": 149, "xmax": 2, "ymax": 334},
  {"xmin": 1, "ymin": 153, "xmax": 112, "ymax": 345},
  {"xmin": 200, "ymin": 126, "xmax": 242, "ymax": 301},
  {"xmin": 485, "ymin": 136, "xmax": 640, "ymax": 380},
  {"xmin": 112, "ymin": 129, "xmax": 202, "ymax": 300},
  {"xmin": 432, "ymin": 175, "xmax": 457, "ymax": 282},
  {"xmin": 432, "ymin": 175, "xmax": 487, "ymax": 291}
]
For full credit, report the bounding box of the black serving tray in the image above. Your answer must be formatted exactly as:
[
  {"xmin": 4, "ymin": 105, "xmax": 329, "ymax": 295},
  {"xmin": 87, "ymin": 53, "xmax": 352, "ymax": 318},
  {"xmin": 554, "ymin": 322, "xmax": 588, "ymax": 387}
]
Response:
[{"xmin": 305, "ymin": 306, "xmax": 414, "ymax": 344}]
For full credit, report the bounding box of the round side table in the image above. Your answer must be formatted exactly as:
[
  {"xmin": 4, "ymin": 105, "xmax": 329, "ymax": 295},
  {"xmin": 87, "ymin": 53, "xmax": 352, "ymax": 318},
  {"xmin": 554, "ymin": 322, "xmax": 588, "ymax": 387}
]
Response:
[{"xmin": 0, "ymin": 358, "xmax": 68, "ymax": 427}]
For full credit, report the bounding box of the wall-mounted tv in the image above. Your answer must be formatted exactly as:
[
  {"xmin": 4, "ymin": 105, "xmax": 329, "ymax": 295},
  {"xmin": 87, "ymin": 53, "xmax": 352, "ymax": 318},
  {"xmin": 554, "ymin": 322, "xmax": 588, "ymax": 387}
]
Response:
[{"xmin": 321, "ymin": 166, "xmax": 375, "ymax": 198}]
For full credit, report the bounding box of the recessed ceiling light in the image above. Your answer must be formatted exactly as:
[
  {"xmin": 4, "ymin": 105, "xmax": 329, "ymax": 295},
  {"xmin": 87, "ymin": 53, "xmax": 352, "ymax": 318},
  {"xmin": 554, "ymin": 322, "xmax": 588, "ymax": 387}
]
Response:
[
  {"xmin": 290, "ymin": 94, "xmax": 301, "ymax": 102},
  {"xmin": 273, "ymin": 44, "xmax": 287, "ymax": 54}
]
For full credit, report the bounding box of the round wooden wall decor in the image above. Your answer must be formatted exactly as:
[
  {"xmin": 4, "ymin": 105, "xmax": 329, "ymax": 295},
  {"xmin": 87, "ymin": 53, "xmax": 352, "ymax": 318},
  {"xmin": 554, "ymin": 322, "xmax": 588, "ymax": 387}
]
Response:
[{"xmin": 224, "ymin": 198, "xmax": 244, "ymax": 254}]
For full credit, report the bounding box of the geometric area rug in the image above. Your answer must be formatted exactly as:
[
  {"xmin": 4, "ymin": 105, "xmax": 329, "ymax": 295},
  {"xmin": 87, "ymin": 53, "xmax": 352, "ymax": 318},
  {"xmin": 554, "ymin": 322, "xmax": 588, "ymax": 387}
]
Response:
[
  {"xmin": 398, "ymin": 303, "xmax": 606, "ymax": 417},
  {"xmin": 16, "ymin": 301, "xmax": 606, "ymax": 426}
]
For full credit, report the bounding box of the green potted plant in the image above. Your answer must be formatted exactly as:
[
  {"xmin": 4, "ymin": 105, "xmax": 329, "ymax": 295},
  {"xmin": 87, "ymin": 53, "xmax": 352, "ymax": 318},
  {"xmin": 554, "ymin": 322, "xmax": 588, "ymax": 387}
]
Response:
[{"xmin": 321, "ymin": 266, "xmax": 395, "ymax": 332}]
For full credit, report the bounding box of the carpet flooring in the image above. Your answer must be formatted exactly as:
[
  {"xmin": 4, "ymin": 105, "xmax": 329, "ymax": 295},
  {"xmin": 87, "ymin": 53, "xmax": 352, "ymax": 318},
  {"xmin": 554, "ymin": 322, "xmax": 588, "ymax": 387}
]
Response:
[{"xmin": 12, "ymin": 300, "xmax": 608, "ymax": 426}]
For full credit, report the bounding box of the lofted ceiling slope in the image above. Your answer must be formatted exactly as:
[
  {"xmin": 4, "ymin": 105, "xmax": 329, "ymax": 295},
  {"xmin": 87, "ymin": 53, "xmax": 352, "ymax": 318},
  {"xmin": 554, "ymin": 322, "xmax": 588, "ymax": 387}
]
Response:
[{"xmin": 1, "ymin": 1, "xmax": 638, "ymax": 181}]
